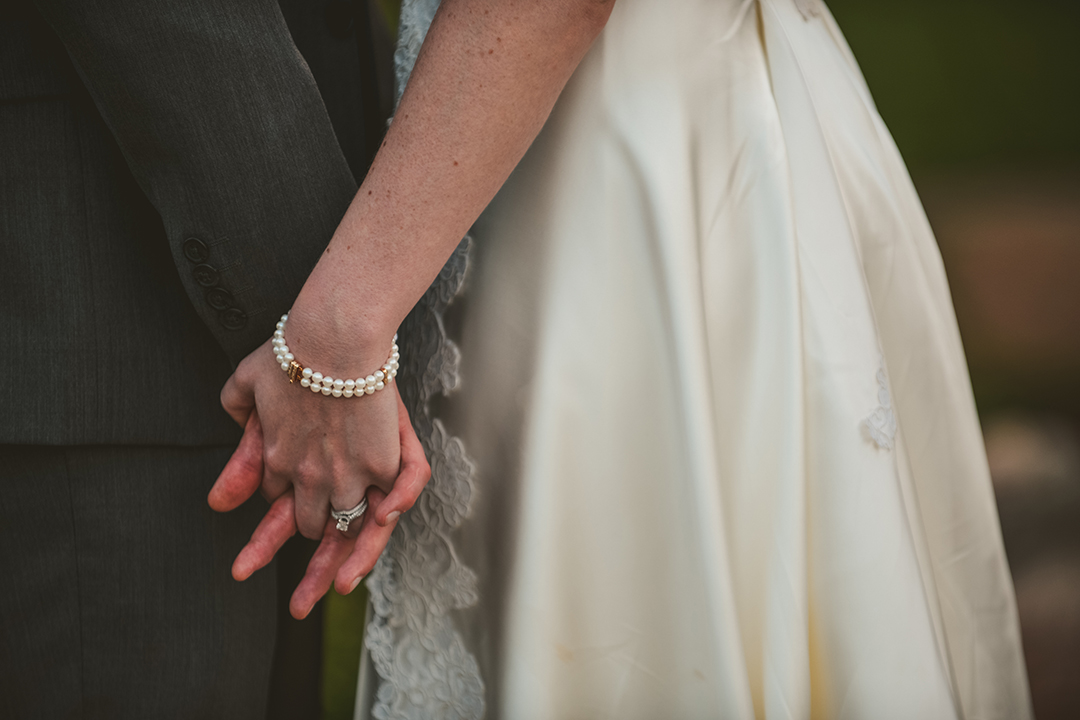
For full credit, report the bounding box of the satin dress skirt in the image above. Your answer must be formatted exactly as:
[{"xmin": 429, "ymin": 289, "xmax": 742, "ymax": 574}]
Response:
[{"xmin": 440, "ymin": 1, "xmax": 1033, "ymax": 717}]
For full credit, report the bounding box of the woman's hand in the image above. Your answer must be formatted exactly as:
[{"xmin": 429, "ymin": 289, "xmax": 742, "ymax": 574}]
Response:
[
  {"xmin": 216, "ymin": 331, "xmax": 406, "ymax": 540},
  {"xmin": 209, "ymin": 385, "xmax": 431, "ymax": 618}
]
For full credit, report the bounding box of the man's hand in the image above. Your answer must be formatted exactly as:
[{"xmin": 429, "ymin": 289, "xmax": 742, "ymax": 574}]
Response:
[{"xmin": 209, "ymin": 377, "xmax": 430, "ymax": 618}]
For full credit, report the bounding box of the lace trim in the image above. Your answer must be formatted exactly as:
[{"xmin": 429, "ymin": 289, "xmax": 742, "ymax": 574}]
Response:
[
  {"xmin": 862, "ymin": 361, "xmax": 897, "ymax": 451},
  {"xmin": 364, "ymin": 1, "xmax": 486, "ymax": 717}
]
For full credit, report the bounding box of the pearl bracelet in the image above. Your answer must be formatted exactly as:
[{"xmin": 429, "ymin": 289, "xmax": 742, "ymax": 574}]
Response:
[{"xmin": 271, "ymin": 313, "xmax": 399, "ymax": 398}]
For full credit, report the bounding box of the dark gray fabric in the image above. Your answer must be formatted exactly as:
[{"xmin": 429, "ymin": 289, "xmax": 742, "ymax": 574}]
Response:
[
  {"xmin": 0, "ymin": 1, "xmax": 392, "ymax": 715},
  {"xmin": 0, "ymin": 444, "xmax": 277, "ymax": 719},
  {"xmin": 0, "ymin": 0, "xmax": 386, "ymax": 445}
]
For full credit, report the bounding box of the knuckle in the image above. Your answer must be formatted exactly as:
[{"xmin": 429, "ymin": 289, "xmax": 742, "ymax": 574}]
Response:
[
  {"xmin": 263, "ymin": 445, "xmax": 286, "ymax": 476},
  {"xmin": 362, "ymin": 454, "xmax": 399, "ymax": 486},
  {"xmin": 294, "ymin": 458, "xmax": 321, "ymax": 487}
]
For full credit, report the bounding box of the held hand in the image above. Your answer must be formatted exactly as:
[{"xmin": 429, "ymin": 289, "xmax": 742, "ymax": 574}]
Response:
[
  {"xmin": 217, "ymin": 336, "xmax": 402, "ymax": 540},
  {"xmin": 209, "ymin": 377, "xmax": 431, "ymax": 618}
]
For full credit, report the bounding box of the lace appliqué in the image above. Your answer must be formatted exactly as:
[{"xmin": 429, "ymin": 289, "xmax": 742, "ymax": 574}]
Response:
[
  {"xmin": 794, "ymin": 0, "xmax": 822, "ymax": 20},
  {"xmin": 364, "ymin": 2, "xmax": 486, "ymax": 717},
  {"xmin": 862, "ymin": 363, "xmax": 897, "ymax": 451}
]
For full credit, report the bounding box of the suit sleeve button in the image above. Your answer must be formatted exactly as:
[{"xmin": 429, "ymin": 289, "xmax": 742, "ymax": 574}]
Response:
[
  {"xmin": 220, "ymin": 308, "xmax": 248, "ymax": 331},
  {"xmin": 183, "ymin": 237, "xmax": 210, "ymax": 263},
  {"xmin": 192, "ymin": 264, "xmax": 220, "ymax": 287},
  {"xmin": 206, "ymin": 287, "xmax": 234, "ymax": 311}
]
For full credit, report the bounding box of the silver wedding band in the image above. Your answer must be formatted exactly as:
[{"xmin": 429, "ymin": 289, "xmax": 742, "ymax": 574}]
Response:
[{"xmin": 330, "ymin": 497, "xmax": 368, "ymax": 533}]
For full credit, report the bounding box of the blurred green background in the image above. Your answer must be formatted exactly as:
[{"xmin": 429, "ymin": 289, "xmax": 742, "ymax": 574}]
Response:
[
  {"xmin": 322, "ymin": 2, "xmax": 1080, "ymax": 718},
  {"xmin": 831, "ymin": 0, "xmax": 1080, "ymax": 174}
]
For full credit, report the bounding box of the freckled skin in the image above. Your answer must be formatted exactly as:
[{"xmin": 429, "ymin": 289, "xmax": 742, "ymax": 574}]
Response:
[
  {"xmin": 289, "ymin": 0, "xmax": 615, "ymax": 363},
  {"xmin": 222, "ymin": 0, "xmax": 616, "ymax": 614}
]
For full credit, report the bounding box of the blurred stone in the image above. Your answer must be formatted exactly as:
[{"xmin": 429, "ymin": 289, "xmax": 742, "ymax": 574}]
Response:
[
  {"xmin": 920, "ymin": 172, "xmax": 1080, "ymax": 413},
  {"xmin": 984, "ymin": 413, "xmax": 1080, "ymax": 493}
]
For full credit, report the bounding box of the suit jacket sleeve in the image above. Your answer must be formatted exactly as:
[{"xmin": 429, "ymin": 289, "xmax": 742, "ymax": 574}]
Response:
[{"xmin": 32, "ymin": 0, "xmax": 359, "ymax": 362}]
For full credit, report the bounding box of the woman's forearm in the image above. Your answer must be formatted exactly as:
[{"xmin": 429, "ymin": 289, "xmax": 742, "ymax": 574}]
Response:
[{"xmin": 286, "ymin": 0, "xmax": 614, "ymax": 371}]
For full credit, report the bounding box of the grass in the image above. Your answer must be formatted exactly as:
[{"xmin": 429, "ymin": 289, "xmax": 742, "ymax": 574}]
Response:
[{"xmin": 321, "ymin": 584, "xmax": 369, "ymax": 720}]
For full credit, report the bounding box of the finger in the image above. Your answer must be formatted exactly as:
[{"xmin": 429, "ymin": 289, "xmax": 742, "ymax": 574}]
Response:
[
  {"xmin": 209, "ymin": 410, "xmax": 265, "ymax": 512},
  {"xmin": 232, "ymin": 490, "xmax": 297, "ymax": 581},
  {"xmin": 289, "ymin": 515, "xmax": 361, "ymax": 620},
  {"xmin": 220, "ymin": 355, "xmax": 258, "ymax": 427},
  {"xmin": 376, "ymin": 391, "xmax": 432, "ymax": 526},
  {"xmin": 293, "ymin": 480, "xmax": 334, "ymax": 541},
  {"xmin": 336, "ymin": 488, "xmax": 396, "ymax": 594}
]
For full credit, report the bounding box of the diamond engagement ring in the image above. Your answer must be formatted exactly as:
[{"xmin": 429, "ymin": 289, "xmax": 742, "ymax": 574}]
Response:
[{"xmin": 330, "ymin": 497, "xmax": 368, "ymax": 533}]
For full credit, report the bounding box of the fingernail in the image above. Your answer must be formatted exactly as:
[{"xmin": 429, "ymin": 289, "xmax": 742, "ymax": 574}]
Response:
[
  {"xmin": 348, "ymin": 575, "xmax": 364, "ymax": 594},
  {"xmin": 385, "ymin": 511, "xmax": 401, "ymax": 523}
]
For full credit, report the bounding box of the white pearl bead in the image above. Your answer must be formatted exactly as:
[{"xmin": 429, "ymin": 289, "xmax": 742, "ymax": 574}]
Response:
[
  {"xmin": 366, "ymin": 375, "xmax": 376, "ymax": 386},
  {"xmin": 364, "ymin": 385, "xmax": 375, "ymax": 395},
  {"xmin": 391, "ymin": 352, "xmax": 400, "ymax": 361},
  {"xmin": 343, "ymin": 389, "xmax": 354, "ymax": 397},
  {"xmin": 375, "ymin": 381, "xmax": 384, "ymax": 390},
  {"xmin": 283, "ymin": 353, "xmax": 294, "ymax": 362},
  {"xmin": 310, "ymin": 382, "xmax": 322, "ymax": 393},
  {"xmin": 322, "ymin": 376, "xmax": 334, "ymax": 388},
  {"xmin": 302, "ymin": 367, "xmax": 313, "ymax": 379},
  {"xmin": 280, "ymin": 361, "xmax": 289, "ymax": 371},
  {"xmin": 279, "ymin": 345, "xmax": 289, "ymax": 356},
  {"xmin": 321, "ymin": 386, "xmax": 332, "ymax": 396},
  {"xmin": 333, "ymin": 379, "xmax": 345, "ymax": 390},
  {"xmin": 332, "ymin": 388, "xmax": 343, "ymax": 397},
  {"xmin": 312, "ymin": 372, "xmax": 323, "ymax": 383},
  {"xmin": 344, "ymin": 379, "xmax": 355, "ymax": 390},
  {"xmin": 374, "ymin": 370, "xmax": 384, "ymax": 381},
  {"xmin": 273, "ymin": 329, "xmax": 284, "ymax": 338},
  {"xmin": 300, "ymin": 378, "xmax": 311, "ymax": 388}
]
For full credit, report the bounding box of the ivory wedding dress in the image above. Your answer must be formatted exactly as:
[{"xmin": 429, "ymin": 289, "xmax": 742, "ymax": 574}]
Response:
[{"xmin": 355, "ymin": 1, "xmax": 1033, "ymax": 718}]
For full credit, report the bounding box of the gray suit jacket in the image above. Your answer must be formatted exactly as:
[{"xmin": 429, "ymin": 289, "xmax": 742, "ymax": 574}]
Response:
[{"xmin": 0, "ymin": 0, "xmax": 392, "ymax": 445}]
